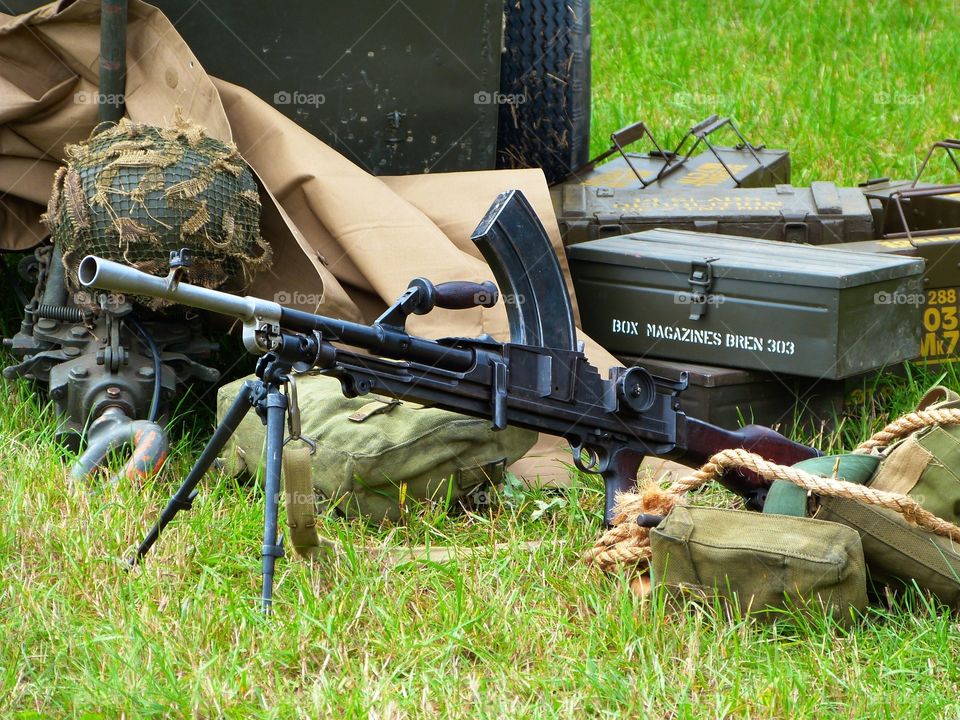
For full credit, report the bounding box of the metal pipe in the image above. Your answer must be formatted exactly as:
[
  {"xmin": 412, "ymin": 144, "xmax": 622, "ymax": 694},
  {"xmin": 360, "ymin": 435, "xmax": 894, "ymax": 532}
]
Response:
[
  {"xmin": 69, "ymin": 406, "xmax": 168, "ymax": 484},
  {"xmin": 99, "ymin": 0, "xmax": 128, "ymax": 124},
  {"xmin": 40, "ymin": 245, "xmax": 68, "ymax": 307},
  {"xmin": 78, "ymin": 255, "xmax": 282, "ymax": 326},
  {"xmin": 114, "ymin": 422, "xmax": 169, "ymax": 484}
]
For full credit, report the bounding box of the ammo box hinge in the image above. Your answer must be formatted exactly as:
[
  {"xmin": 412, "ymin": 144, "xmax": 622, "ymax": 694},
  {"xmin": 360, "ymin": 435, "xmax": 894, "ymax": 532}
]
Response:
[{"xmin": 688, "ymin": 257, "xmax": 718, "ymax": 321}]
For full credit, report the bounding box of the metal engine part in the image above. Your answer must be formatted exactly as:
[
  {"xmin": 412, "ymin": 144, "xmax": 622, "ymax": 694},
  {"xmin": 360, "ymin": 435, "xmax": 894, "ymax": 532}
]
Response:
[{"xmin": 3, "ymin": 244, "xmax": 221, "ymax": 445}]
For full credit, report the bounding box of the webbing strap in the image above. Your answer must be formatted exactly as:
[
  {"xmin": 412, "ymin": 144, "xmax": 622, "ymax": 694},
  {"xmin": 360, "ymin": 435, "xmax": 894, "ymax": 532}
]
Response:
[
  {"xmin": 281, "ymin": 447, "xmax": 506, "ymax": 560},
  {"xmin": 282, "ymin": 444, "xmax": 323, "ymax": 560}
]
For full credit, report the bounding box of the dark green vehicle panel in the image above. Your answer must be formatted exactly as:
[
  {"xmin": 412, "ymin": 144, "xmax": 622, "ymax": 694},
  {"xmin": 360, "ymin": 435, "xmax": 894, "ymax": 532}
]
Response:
[
  {"xmin": 0, "ymin": 0, "xmax": 505, "ymax": 175},
  {"xmin": 148, "ymin": 0, "xmax": 503, "ymax": 175}
]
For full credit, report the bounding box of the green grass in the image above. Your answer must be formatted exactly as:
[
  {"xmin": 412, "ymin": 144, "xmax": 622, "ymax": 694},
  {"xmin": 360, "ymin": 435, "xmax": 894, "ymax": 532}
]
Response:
[
  {"xmin": 3, "ymin": 0, "xmax": 960, "ymax": 716},
  {"xmin": 590, "ymin": 0, "xmax": 960, "ymax": 185}
]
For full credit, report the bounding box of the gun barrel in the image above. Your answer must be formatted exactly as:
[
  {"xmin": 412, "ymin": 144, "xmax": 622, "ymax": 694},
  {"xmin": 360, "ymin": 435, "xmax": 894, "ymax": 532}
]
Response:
[
  {"xmin": 79, "ymin": 255, "xmax": 478, "ymax": 371},
  {"xmin": 78, "ymin": 255, "xmax": 279, "ymax": 323}
]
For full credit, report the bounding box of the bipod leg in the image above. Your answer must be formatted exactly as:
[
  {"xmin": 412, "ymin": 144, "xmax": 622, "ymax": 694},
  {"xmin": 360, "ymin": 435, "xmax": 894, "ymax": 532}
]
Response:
[
  {"xmin": 259, "ymin": 385, "xmax": 287, "ymax": 613},
  {"xmin": 129, "ymin": 380, "xmax": 257, "ymax": 566}
]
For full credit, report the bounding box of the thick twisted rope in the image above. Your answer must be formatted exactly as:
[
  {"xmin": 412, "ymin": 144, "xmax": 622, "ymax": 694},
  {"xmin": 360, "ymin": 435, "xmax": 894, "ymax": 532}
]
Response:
[
  {"xmin": 582, "ymin": 484, "xmax": 679, "ymax": 572},
  {"xmin": 672, "ymin": 448, "xmax": 960, "ymax": 542},
  {"xmin": 855, "ymin": 408, "xmax": 960, "ymax": 452},
  {"xmin": 585, "ymin": 406, "xmax": 960, "ymax": 574}
]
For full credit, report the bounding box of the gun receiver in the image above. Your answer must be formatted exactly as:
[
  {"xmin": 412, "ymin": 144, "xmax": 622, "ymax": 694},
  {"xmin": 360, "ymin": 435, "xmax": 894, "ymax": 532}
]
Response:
[{"xmin": 79, "ymin": 190, "xmax": 820, "ymax": 528}]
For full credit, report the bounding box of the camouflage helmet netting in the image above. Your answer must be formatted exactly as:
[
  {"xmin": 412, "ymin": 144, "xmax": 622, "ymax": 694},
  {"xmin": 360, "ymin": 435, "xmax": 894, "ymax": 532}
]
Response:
[{"xmin": 44, "ymin": 117, "xmax": 272, "ymax": 306}]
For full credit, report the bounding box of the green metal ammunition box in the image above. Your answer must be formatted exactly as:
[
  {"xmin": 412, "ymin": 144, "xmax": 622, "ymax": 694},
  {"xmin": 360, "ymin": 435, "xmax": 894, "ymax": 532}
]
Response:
[
  {"xmin": 553, "ymin": 182, "xmax": 873, "ymax": 246},
  {"xmin": 567, "ymin": 229, "xmax": 924, "ymax": 379},
  {"xmin": 860, "ymin": 179, "xmax": 960, "ymax": 238},
  {"xmin": 826, "ymin": 235, "xmax": 960, "ymax": 366},
  {"xmin": 618, "ymin": 356, "xmax": 848, "ymax": 432}
]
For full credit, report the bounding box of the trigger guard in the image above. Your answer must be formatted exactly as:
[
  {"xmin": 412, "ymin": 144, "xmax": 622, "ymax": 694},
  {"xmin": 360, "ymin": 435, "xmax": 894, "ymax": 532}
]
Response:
[{"xmin": 570, "ymin": 444, "xmax": 607, "ymax": 474}]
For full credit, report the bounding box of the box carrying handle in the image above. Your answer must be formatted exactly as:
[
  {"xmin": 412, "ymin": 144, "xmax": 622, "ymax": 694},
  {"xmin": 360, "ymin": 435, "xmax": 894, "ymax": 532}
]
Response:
[
  {"xmin": 658, "ymin": 116, "xmax": 765, "ymax": 188},
  {"xmin": 886, "ymin": 139, "xmax": 960, "ymax": 243},
  {"xmin": 566, "ymin": 119, "xmax": 680, "ymax": 187}
]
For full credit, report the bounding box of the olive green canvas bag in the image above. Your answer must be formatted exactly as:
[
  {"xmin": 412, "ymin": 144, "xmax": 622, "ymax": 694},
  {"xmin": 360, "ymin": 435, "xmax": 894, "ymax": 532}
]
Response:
[
  {"xmin": 592, "ymin": 387, "xmax": 960, "ymax": 616},
  {"xmin": 816, "ymin": 387, "xmax": 960, "ymax": 607},
  {"xmin": 863, "ymin": 387, "xmax": 960, "ymax": 525},
  {"xmin": 217, "ymin": 372, "xmax": 537, "ymax": 556},
  {"xmin": 763, "ymin": 387, "xmax": 960, "ymax": 608},
  {"xmin": 817, "ymin": 498, "xmax": 960, "ymax": 608},
  {"xmin": 650, "ymin": 506, "xmax": 868, "ymax": 621}
]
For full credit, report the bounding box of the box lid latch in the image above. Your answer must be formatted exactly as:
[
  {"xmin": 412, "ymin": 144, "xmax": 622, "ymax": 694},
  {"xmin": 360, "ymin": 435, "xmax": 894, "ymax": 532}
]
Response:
[
  {"xmin": 688, "ymin": 257, "xmax": 717, "ymax": 321},
  {"xmin": 781, "ymin": 211, "xmax": 809, "ymax": 243}
]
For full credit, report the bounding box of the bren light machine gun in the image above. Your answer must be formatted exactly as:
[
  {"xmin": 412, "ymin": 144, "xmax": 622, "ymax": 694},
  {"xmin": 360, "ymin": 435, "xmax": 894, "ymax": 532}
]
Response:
[{"xmin": 79, "ymin": 190, "xmax": 819, "ymax": 611}]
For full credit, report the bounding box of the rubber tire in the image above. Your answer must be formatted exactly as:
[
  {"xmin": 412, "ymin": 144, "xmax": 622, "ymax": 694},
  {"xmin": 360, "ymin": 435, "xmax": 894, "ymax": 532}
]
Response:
[{"xmin": 496, "ymin": 0, "xmax": 591, "ymax": 185}]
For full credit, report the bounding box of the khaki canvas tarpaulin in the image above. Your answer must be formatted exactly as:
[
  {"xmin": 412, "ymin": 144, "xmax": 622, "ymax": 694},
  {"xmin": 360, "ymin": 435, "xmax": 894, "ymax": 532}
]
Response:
[{"xmin": 0, "ymin": 0, "xmax": 624, "ymax": 485}]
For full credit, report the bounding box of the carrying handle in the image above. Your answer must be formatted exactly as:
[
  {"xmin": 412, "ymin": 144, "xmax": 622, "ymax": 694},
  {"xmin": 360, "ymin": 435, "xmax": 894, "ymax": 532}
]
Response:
[
  {"xmin": 911, "ymin": 139, "xmax": 960, "ymax": 188},
  {"xmin": 688, "ymin": 114, "xmax": 721, "ymax": 136},
  {"xmin": 405, "ymin": 277, "xmax": 498, "ymax": 314},
  {"xmin": 561, "ymin": 119, "xmax": 674, "ymax": 185},
  {"xmin": 610, "ymin": 119, "xmax": 667, "ymax": 153},
  {"xmin": 376, "ymin": 277, "xmax": 500, "ymax": 328},
  {"xmin": 657, "ymin": 115, "xmax": 764, "ymax": 186},
  {"xmin": 882, "ymin": 140, "xmax": 960, "ymax": 242},
  {"xmin": 432, "ymin": 280, "xmax": 499, "ymax": 310}
]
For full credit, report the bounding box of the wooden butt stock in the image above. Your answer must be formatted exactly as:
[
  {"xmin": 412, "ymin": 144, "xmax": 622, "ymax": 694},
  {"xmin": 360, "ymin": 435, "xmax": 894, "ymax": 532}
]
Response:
[{"xmin": 674, "ymin": 417, "xmax": 822, "ymax": 509}]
